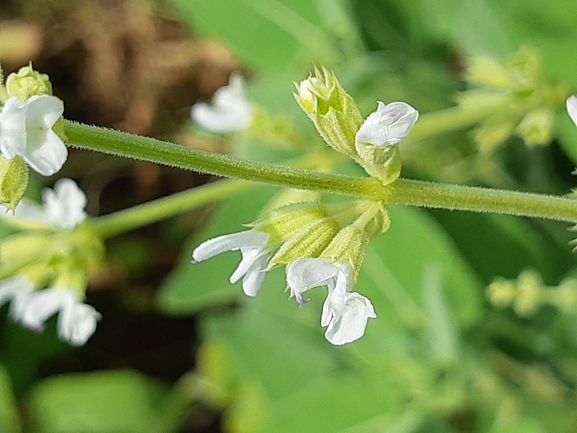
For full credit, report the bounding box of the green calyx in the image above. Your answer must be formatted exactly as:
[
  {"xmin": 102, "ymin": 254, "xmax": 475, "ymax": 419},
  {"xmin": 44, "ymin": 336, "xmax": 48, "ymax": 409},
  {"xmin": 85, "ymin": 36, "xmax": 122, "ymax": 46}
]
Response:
[
  {"xmin": 0, "ymin": 156, "xmax": 29, "ymax": 211},
  {"xmin": 294, "ymin": 67, "xmax": 363, "ymax": 158}
]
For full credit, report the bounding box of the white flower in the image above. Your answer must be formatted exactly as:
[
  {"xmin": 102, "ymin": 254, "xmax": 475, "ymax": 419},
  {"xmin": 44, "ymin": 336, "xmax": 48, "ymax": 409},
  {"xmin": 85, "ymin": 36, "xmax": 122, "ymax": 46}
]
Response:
[
  {"xmin": 192, "ymin": 230, "xmax": 271, "ymax": 297},
  {"xmin": 287, "ymin": 258, "xmax": 376, "ymax": 345},
  {"xmin": 5, "ymin": 178, "xmax": 87, "ymax": 230},
  {"xmin": 19, "ymin": 288, "xmax": 100, "ymax": 346},
  {"xmin": 0, "ymin": 95, "xmax": 66, "ymax": 176},
  {"xmin": 356, "ymin": 101, "xmax": 419, "ymax": 146},
  {"xmin": 0, "ymin": 276, "xmax": 34, "ymax": 320},
  {"xmin": 566, "ymin": 95, "xmax": 577, "ymax": 127},
  {"xmin": 191, "ymin": 73, "xmax": 252, "ymax": 132}
]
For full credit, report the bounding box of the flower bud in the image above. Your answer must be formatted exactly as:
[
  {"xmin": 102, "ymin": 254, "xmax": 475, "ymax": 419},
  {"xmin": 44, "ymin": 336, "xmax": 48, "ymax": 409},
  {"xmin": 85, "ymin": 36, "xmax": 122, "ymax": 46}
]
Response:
[
  {"xmin": 267, "ymin": 217, "xmax": 341, "ymax": 269},
  {"xmin": 354, "ymin": 101, "xmax": 418, "ymax": 184},
  {"xmin": 515, "ymin": 107, "xmax": 554, "ymax": 146},
  {"xmin": 5, "ymin": 64, "xmax": 53, "ymax": 102},
  {"xmin": 0, "ymin": 155, "xmax": 28, "ymax": 210},
  {"xmin": 294, "ymin": 67, "xmax": 363, "ymax": 158}
]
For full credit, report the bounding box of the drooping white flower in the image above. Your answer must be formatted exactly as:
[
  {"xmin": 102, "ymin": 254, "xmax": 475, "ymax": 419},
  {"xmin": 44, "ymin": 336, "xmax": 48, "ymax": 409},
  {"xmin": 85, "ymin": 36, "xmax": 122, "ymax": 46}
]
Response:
[
  {"xmin": 192, "ymin": 230, "xmax": 271, "ymax": 297},
  {"xmin": 356, "ymin": 101, "xmax": 419, "ymax": 146},
  {"xmin": 0, "ymin": 275, "xmax": 34, "ymax": 320},
  {"xmin": 191, "ymin": 73, "xmax": 252, "ymax": 132},
  {"xmin": 0, "ymin": 95, "xmax": 66, "ymax": 176},
  {"xmin": 4, "ymin": 178, "xmax": 87, "ymax": 230},
  {"xmin": 19, "ymin": 288, "xmax": 100, "ymax": 346},
  {"xmin": 287, "ymin": 258, "xmax": 376, "ymax": 345},
  {"xmin": 566, "ymin": 95, "xmax": 577, "ymax": 127}
]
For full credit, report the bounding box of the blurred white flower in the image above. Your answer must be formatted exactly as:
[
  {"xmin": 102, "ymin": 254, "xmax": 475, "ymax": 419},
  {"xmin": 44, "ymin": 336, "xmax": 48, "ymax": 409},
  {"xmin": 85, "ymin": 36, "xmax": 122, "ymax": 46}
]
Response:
[
  {"xmin": 287, "ymin": 258, "xmax": 376, "ymax": 345},
  {"xmin": 0, "ymin": 95, "xmax": 66, "ymax": 176},
  {"xmin": 192, "ymin": 229, "xmax": 271, "ymax": 297},
  {"xmin": 566, "ymin": 95, "xmax": 577, "ymax": 127},
  {"xmin": 191, "ymin": 73, "xmax": 252, "ymax": 132},
  {"xmin": 19, "ymin": 288, "xmax": 100, "ymax": 346},
  {"xmin": 356, "ymin": 101, "xmax": 419, "ymax": 146},
  {"xmin": 0, "ymin": 276, "xmax": 34, "ymax": 320},
  {"xmin": 5, "ymin": 178, "xmax": 87, "ymax": 230}
]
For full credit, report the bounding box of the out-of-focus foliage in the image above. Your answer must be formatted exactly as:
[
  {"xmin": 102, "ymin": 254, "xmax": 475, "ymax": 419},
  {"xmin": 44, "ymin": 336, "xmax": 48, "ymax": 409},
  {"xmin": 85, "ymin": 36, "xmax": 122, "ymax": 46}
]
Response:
[{"xmin": 3, "ymin": 0, "xmax": 577, "ymax": 432}]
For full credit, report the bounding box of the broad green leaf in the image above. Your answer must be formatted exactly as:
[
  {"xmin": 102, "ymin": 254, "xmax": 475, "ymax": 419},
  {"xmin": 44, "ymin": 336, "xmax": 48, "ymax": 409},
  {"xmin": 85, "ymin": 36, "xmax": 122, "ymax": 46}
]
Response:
[
  {"xmin": 428, "ymin": 210, "xmax": 574, "ymax": 283},
  {"xmin": 172, "ymin": 0, "xmax": 328, "ymax": 74},
  {"xmin": 0, "ymin": 364, "xmax": 20, "ymax": 433},
  {"xmin": 26, "ymin": 370, "xmax": 173, "ymax": 433},
  {"xmin": 258, "ymin": 374, "xmax": 410, "ymax": 433}
]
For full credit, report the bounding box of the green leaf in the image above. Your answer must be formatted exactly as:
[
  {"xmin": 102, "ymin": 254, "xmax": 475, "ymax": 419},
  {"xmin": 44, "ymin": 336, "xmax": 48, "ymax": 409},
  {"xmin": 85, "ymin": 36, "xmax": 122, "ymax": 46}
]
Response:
[
  {"xmin": 258, "ymin": 374, "xmax": 413, "ymax": 433},
  {"xmin": 26, "ymin": 370, "xmax": 174, "ymax": 433},
  {"xmin": 0, "ymin": 364, "xmax": 21, "ymax": 433},
  {"xmin": 172, "ymin": 0, "xmax": 327, "ymax": 74}
]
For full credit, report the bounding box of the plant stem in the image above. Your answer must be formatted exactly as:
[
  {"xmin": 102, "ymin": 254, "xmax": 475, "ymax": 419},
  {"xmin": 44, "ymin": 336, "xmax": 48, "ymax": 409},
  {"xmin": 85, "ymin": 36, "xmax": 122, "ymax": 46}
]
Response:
[
  {"xmin": 91, "ymin": 179, "xmax": 254, "ymax": 238},
  {"xmin": 391, "ymin": 179, "xmax": 577, "ymax": 223},
  {"xmin": 65, "ymin": 121, "xmax": 577, "ymax": 238},
  {"xmin": 64, "ymin": 121, "xmax": 385, "ymax": 200}
]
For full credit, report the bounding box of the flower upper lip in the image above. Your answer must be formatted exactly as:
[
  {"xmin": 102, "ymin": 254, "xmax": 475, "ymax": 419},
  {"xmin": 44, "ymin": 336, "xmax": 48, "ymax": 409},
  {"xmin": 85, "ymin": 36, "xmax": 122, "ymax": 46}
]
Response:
[{"xmin": 0, "ymin": 94, "xmax": 67, "ymax": 176}]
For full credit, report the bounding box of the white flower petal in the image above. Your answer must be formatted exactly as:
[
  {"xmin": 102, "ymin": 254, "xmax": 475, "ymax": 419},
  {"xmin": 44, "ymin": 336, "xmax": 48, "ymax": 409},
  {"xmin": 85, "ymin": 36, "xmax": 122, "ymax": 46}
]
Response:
[
  {"xmin": 356, "ymin": 101, "xmax": 419, "ymax": 146},
  {"xmin": 58, "ymin": 301, "xmax": 101, "ymax": 346},
  {"xmin": 0, "ymin": 95, "xmax": 67, "ymax": 176},
  {"xmin": 20, "ymin": 288, "xmax": 74, "ymax": 331},
  {"xmin": 567, "ymin": 95, "xmax": 577, "ymax": 127},
  {"xmin": 192, "ymin": 229, "xmax": 271, "ymax": 297},
  {"xmin": 191, "ymin": 74, "xmax": 252, "ymax": 132},
  {"xmin": 1, "ymin": 178, "xmax": 87, "ymax": 230},
  {"xmin": 192, "ymin": 230, "xmax": 269, "ymax": 263},
  {"xmin": 286, "ymin": 258, "xmax": 339, "ymax": 305},
  {"xmin": 0, "ymin": 276, "xmax": 34, "ymax": 319},
  {"xmin": 323, "ymin": 290, "xmax": 376, "ymax": 345},
  {"xmin": 0, "ymin": 97, "xmax": 27, "ymax": 158},
  {"xmin": 20, "ymin": 287, "xmax": 99, "ymax": 345},
  {"xmin": 241, "ymin": 252, "xmax": 270, "ymax": 297},
  {"xmin": 43, "ymin": 178, "xmax": 87, "ymax": 229},
  {"xmin": 286, "ymin": 258, "xmax": 376, "ymax": 345}
]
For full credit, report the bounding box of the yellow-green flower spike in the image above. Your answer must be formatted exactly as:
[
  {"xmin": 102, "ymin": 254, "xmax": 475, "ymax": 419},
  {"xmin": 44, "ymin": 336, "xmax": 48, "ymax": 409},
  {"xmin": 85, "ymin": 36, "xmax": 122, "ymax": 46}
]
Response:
[{"xmin": 294, "ymin": 67, "xmax": 363, "ymax": 158}]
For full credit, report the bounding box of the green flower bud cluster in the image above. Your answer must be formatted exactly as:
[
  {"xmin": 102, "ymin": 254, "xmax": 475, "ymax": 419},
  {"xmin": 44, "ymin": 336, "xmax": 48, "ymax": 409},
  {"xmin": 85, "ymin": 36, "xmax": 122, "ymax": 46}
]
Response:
[
  {"xmin": 253, "ymin": 199, "xmax": 387, "ymax": 274},
  {"xmin": 487, "ymin": 270, "xmax": 577, "ymax": 317},
  {"xmin": 294, "ymin": 67, "xmax": 418, "ymax": 185},
  {"xmin": 294, "ymin": 67, "xmax": 363, "ymax": 160},
  {"xmin": 4, "ymin": 63, "xmax": 53, "ymax": 103},
  {"xmin": 0, "ymin": 221, "xmax": 104, "ymax": 297},
  {"xmin": 458, "ymin": 47, "xmax": 568, "ymax": 152}
]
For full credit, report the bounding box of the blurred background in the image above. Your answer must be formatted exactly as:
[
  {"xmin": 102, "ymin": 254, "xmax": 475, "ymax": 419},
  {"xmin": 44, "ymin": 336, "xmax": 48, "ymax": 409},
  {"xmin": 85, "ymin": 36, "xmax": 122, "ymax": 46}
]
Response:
[{"xmin": 2, "ymin": 0, "xmax": 577, "ymax": 432}]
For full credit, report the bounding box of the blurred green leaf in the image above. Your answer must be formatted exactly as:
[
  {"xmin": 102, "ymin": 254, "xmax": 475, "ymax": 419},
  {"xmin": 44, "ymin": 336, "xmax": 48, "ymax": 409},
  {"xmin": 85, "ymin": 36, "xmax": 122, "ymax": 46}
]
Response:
[
  {"xmin": 173, "ymin": 0, "xmax": 329, "ymax": 74},
  {"xmin": 26, "ymin": 370, "xmax": 175, "ymax": 433},
  {"xmin": 258, "ymin": 374, "xmax": 412, "ymax": 433},
  {"xmin": 0, "ymin": 364, "xmax": 20, "ymax": 433}
]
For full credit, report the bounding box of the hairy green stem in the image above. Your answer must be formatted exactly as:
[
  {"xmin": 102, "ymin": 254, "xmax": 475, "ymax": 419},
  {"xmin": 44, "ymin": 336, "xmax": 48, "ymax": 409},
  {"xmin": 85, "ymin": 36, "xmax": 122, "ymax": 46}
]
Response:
[
  {"xmin": 92, "ymin": 179, "xmax": 254, "ymax": 238},
  {"xmin": 392, "ymin": 179, "xmax": 577, "ymax": 223},
  {"xmin": 64, "ymin": 121, "xmax": 385, "ymax": 200},
  {"xmin": 65, "ymin": 121, "xmax": 577, "ymax": 239}
]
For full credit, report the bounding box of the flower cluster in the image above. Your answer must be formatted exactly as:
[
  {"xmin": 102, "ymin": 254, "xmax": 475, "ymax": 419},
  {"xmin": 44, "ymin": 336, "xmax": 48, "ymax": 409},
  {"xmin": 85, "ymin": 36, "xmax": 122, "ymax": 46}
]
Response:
[
  {"xmin": 0, "ymin": 179, "xmax": 102, "ymax": 345},
  {"xmin": 459, "ymin": 47, "xmax": 566, "ymax": 152},
  {"xmin": 295, "ymin": 67, "xmax": 418, "ymax": 184},
  {"xmin": 0, "ymin": 64, "xmax": 67, "ymax": 176},
  {"xmin": 193, "ymin": 199, "xmax": 388, "ymax": 345},
  {"xmin": 191, "ymin": 69, "xmax": 418, "ymax": 345}
]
